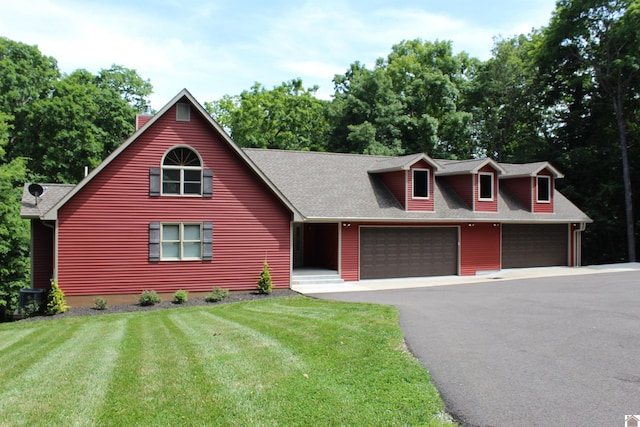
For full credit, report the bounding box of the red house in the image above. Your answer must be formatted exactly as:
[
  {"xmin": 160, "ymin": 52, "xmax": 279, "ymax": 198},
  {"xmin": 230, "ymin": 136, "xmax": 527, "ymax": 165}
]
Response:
[{"xmin": 21, "ymin": 90, "xmax": 592, "ymax": 305}]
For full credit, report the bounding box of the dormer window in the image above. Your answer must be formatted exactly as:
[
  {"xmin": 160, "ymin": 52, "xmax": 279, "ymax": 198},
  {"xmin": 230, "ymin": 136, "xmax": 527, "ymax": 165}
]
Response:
[
  {"xmin": 413, "ymin": 169, "xmax": 430, "ymax": 198},
  {"xmin": 537, "ymin": 176, "xmax": 551, "ymax": 202},
  {"xmin": 478, "ymin": 172, "xmax": 494, "ymax": 201},
  {"xmin": 162, "ymin": 146, "xmax": 202, "ymax": 195}
]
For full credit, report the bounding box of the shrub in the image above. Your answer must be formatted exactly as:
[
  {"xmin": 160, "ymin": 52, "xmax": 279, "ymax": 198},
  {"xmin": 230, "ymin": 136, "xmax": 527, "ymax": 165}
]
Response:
[
  {"xmin": 205, "ymin": 287, "xmax": 229, "ymax": 302},
  {"xmin": 138, "ymin": 290, "xmax": 161, "ymax": 306},
  {"xmin": 45, "ymin": 280, "xmax": 69, "ymax": 315},
  {"xmin": 256, "ymin": 261, "xmax": 273, "ymax": 294},
  {"xmin": 94, "ymin": 297, "xmax": 108, "ymax": 310},
  {"xmin": 173, "ymin": 289, "xmax": 188, "ymax": 304}
]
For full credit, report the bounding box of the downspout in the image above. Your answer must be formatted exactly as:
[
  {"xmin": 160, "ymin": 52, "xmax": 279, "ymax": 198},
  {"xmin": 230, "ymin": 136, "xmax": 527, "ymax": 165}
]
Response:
[{"xmin": 573, "ymin": 223, "xmax": 586, "ymax": 267}]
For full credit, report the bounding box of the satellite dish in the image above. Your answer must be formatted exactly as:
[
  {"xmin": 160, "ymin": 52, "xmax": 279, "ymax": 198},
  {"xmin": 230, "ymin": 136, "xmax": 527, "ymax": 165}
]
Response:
[
  {"xmin": 28, "ymin": 183, "xmax": 45, "ymax": 206},
  {"xmin": 28, "ymin": 183, "xmax": 44, "ymax": 198}
]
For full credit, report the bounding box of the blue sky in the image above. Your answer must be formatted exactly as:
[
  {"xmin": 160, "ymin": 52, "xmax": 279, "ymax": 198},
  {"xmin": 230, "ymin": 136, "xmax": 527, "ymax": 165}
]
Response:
[{"xmin": 1, "ymin": 0, "xmax": 557, "ymax": 108}]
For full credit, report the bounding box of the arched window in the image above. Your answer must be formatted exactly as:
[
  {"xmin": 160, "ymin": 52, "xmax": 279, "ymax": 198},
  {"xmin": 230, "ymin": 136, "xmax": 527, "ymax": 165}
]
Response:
[{"xmin": 162, "ymin": 147, "xmax": 202, "ymax": 195}]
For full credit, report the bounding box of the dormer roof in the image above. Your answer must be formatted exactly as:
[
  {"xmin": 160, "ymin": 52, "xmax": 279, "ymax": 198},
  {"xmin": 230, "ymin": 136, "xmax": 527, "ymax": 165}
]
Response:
[
  {"xmin": 499, "ymin": 161, "xmax": 565, "ymax": 179},
  {"xmin": 368, "ymin": 153, "xmax": 441, "ymax": 173},
  {"xmin": 437, "ymin": 158, "xmax": 506, "ymax": 176}
]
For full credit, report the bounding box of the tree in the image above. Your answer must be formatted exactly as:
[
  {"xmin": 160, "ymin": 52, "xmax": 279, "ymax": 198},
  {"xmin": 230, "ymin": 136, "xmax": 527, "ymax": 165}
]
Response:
[
  {"xmin": 541, "ymin": 0, "xmax": 640, "ymax": 261},
  {"xmin": 385, "ymin": 39, "xmax": 477, "ymax": 158},
  {"xmin": 467, "ymin": 34, "xmax": 549, "ymax": 162},
  {"xmin": 206, "ymin": 79, "xmax": 329, "ymax": 151},
  {"xmin": 328, "ymin": 61, "xmax": 407, "ymax": 155},
  {"xmin": 0, "ymin": 112, "xmax": 29, "ymax": 320},
  {"xmin": 328, "ymin": 40, "xmax": 478, "ymax": 158}
]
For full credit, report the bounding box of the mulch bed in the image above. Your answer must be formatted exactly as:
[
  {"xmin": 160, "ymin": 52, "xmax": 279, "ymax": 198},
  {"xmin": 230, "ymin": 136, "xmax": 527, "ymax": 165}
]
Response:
[{"xmin": 20, "ymin": 289, "xmax": 301, "ymax": 321}]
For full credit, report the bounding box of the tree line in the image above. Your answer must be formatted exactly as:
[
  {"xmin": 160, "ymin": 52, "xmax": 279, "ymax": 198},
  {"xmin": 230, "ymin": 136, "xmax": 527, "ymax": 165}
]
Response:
[{"xmin": 1, "ymin": 0, "xmax": 638, "ymax": 316}]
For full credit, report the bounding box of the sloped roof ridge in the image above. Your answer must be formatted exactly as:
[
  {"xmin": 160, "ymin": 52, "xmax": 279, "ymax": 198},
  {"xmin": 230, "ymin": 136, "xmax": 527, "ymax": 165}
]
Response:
[{"xmin": 243, "ymin": 147, "xmax": 392, "ymax": 160}]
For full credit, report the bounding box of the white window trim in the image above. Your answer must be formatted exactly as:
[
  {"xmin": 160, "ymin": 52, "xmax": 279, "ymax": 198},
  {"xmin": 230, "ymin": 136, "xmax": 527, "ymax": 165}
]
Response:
[
  {"xmin": 478, "ymin": 172, "xmax": 494, "ymax": 201},
  {"xmin": 536, "ymin": 175, "xmax": 551, "ymax": 203},
  {"xmin": 412, "ymin": 168, "xmax": 430, "ymax": 199},
  {"xmin": 161, "ymin": 146, "xmax": 203, "ymax": 196},
  {"xmin": 160, "ymin": 223, "xmax": 203, "ymax": 261}
]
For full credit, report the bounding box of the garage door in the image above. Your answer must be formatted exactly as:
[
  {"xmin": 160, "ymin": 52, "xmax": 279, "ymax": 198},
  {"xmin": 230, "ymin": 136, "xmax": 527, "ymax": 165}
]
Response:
[
  {"xmin": 502, "ymin": 224, "xmax": 568, "ymax": 268},
  {"xmin": 360, "ymin": 227, "xmax": 458, "ymax": 280}
]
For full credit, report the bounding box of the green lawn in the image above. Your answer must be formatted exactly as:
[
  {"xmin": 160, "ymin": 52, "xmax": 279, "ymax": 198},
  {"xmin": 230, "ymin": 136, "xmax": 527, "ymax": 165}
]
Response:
[{"xmin": 0, "ymin": 296, "xmax": 454, "ymax": 426}]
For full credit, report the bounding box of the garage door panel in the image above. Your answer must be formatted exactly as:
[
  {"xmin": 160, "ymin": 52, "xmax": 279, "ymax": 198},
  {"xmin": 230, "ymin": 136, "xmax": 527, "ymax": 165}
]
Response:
[
  {"xmin": 502, "ymin": 224, "xmax": 568, "ymax": 268},
  {"xmin": 360, "ymin": 227, "xmax": 458, "ymax": 280}
]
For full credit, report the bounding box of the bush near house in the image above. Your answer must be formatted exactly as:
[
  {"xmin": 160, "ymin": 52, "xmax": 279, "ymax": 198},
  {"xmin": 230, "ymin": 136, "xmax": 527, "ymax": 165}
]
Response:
[
  {"xmin": 138, "ymin": 290, "xmax": 161, "ymax": 306},
  {"xmin": 45, "ymin": 280, "xmax": 69, "ymax": 315},
  {"xmin": 256, "ymin": 261, "xmax": 273, "ymax": 294}
]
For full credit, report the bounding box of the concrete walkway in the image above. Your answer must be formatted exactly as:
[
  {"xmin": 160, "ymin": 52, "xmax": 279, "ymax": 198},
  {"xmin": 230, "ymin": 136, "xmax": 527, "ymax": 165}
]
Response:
[{"xmin": 292, "ymin": 262, "xmax": 640, "ymax": 294}]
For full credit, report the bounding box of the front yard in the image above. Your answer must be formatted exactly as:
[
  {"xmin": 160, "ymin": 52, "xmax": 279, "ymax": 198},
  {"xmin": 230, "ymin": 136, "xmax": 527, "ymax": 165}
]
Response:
[{"xmin": 0, "ymin": 296, "xmax": 454, "ymax": 426}]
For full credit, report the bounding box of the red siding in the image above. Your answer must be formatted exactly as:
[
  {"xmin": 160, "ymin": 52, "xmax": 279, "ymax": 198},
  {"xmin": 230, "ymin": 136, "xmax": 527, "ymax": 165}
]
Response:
[
  {"xmin": 407, "ymin": 161, "xmax": 434, "ymax": 212},
  {"xmin": 379, "ymin": 171, "xmax": 406, "ymax": 209},
  {"xmin": 533, "ymin": 169, "xmax": 554, "ymax": 213},
  {"xmin": 57, "ymin": 103, "xmax": 291, "ymax": 296},
  {"xmin": 31, "ymin": 220, "xmax": 54, "ymax": 290},
  {"xmin": 339, "ymin": 221, "xmax": 502, "ymax": 279},
  {"xmin": 446, "ymin": 175, "xmax": 473, "ymax": 208},
  {"xmin": 340, "ymin": 224, "xmax": 359, "ymax": 281},
  {"xmin": 475, "ymin": 165, "xmax": 498, "ymax": 212},
  {"xmin": 460, "ymin": 223, "xmax": 501, "ymax": 275},
  {"xmin": 501, "ymin": 177, "xmax": 532, "ymax": 211}
]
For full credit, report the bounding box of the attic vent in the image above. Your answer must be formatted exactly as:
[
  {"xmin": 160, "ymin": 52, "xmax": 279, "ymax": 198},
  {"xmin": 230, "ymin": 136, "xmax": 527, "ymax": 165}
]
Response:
[{"xmin": 176, "ymin": 103, "xmax": 190, "ymax": 122}]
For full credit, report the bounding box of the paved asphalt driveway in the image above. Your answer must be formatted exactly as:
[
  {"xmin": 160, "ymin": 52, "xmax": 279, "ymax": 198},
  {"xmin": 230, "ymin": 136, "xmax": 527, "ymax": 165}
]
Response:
[{"xmin": 310, "ymin": 270, "xmax": 640, "ymax": 426}]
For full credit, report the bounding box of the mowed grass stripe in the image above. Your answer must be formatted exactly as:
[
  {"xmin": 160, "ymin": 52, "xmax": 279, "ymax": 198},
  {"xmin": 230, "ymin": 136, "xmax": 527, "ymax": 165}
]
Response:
[
  {"xmin": 0, "ymin": 328, "xmax": 38, "ymax": 353},
  {"xmin": 171, "ymin": 310, "xmax": 310, "ymax": 426},
  {"xmin": 213, "ymin": 298, "xmax": 448, "ymax": 425},
  {"xmin": 0, "ymin": 317, "xmax": 126, "ymax": 427},
  {"xmin": 0, "ymin": 321, "xmax": 82, "ymax": 385}
]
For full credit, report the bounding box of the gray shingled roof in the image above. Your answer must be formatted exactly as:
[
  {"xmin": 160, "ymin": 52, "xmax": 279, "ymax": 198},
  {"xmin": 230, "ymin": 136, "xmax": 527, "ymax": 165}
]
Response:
[
  {"xmin": 499, "ymin": 161, "xmax": 564, "ymax": 178},
  {"xmin": 368, "ymin": 153, "xmax": 441, "ymax": 173},
  {"xmin": 20, "ymin": 183, "xmax": 75, "ymax": 219},
  {"xmin": 245, "ymin": 149, "xmax": 591, "ymax": 223}
]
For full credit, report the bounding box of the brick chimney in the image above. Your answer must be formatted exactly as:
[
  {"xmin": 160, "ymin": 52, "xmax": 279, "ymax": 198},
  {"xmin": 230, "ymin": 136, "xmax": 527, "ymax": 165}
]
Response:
[{"xmin": 135, "ymin": 105, "xmax": 153, "ymax": 130}]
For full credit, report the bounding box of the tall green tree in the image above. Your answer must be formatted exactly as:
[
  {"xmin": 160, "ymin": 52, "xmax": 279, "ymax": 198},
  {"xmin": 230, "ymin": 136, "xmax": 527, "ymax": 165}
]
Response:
[
  {"xmin": 328, "ymin": 61, "xmax": 406, "ymax": 155},
  {"xmin": 206, "ymin": 79, "xmax": 329, "ymax": 151},
  {"xmin": 541, "ymin": 0, "xmax": 640, "ymax": 261},
  {"xmin": 467, "ymin": 34, "xmax": 549, "ymax": 162},
  {"xmin": 0, "ymin": 112, "xmax": 29, "ymax": 320},
  {"xmin": 328, "ymin": 40, "xmax": 478, "ymax": 158}
]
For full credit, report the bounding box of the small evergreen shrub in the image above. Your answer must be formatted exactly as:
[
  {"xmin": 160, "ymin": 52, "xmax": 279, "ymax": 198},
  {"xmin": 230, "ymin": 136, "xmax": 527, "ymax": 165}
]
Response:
[
  {"xmin": 205, "ymin": 287, "xmax": 229, "ymax": 302},
  {"xmin": 94, "ymin": 297, "xmax": 108, "ymax": 310},
  {"xmin": 256, "ymin": 261, "xmax": 273, "ymax": 294},
  {"xmin": 138, "ymin": 290, "xmax": 161, "ymax": 306},
  {"xmin": 45, "ymin": 280, "xmax": 69, "ymax": 315},
  {"xmin": 173, "ymin": 289, "xmax": 188, "ymax": 304}
]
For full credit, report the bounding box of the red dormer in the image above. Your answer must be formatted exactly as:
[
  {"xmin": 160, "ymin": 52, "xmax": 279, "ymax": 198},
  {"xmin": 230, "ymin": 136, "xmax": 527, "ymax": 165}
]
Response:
[
  {"xmin": 500, "ymin": 162, "xmax": 564, "ymax": 213},
  {"xmin": 369, "ymin": 153, "xmax": 441, "ymax": 212},
  {"xmin": 438, "ymin": 158, "xmax": 505, "ymax": 212}
]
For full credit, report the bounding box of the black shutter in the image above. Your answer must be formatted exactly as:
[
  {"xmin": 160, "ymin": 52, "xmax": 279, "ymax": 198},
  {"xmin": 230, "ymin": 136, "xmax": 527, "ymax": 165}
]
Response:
[
  {"xmin": 149, "ymin": 168, "xmax": 161, "ymax": 196},
  {"xmin": 203, "ymin": 169, "xmax": 213, "ymax": 198},
  {"xmin": 149, "ymin": 222, "xmax": 160, "ymax": 261},
  {"xmin": 202, "ymin": 222, "xmax": 213, "ymax": 260}
]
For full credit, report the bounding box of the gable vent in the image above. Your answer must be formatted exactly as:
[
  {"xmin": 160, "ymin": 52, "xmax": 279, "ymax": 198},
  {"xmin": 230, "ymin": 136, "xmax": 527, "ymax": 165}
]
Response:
[{"xmin": 176, "ymin": 103, "xmax": 190, "ymax": 122}]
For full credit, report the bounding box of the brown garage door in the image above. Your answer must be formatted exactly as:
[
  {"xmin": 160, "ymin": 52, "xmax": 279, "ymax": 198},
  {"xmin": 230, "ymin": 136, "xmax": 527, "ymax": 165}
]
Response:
[
  {"xmin": 502, "ymin": 224, "xmax": 568, "ymax": 268},
  {"xmin": 360, "ymin": 227, "xmax": 458, "ymax": 280}
]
